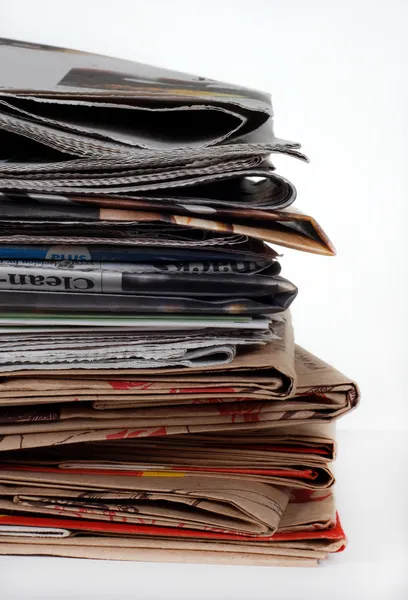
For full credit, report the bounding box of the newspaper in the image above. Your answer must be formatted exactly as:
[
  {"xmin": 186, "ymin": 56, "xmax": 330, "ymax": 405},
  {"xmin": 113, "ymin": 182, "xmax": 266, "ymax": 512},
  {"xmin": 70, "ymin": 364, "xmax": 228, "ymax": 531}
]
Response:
[
  {"xmin": 0, "ymin": 525, "xmax": 71, "ymax": 538},
  {"xmin": 0, "ymin": 342, "xmax": 360, "ymax": 453},
  {"xmin": 0, "ymin": 423, "xmax": 335, "ymax": 490},
  {"xmin": 0, "ymin": 37, "xmax": 358, "ymax": 566},
  {"xmin": 0, "ymin": 315, "xmax": 280, "ymax": 370},
  {"xmin": 0, "ymin": 314, "xmax": 273, "ymax": 330},
  {"xmin": 0, "ymin": 472, "xmax": 343, "ymax": 565},
  {"xmin": 0, "ymin": 193, "xmax": 335, "ymax": 256},
  {"xmin": 0, "ymin": 470, "xmax": 334, "ymax": 534},
  {"xmin": 0, "ymin": 171, "xmax": 297, "ymax": 211},
  {"xmin": 0, "ymin": 472, "xmax": 291, "ymax": 536},
  {"xmin": 0, "ymin": 238, "xmax": 278, "ymax": 263},
  {"xmin": 0, "ymin": 262, "xmax": 294, "ymax": 298},
  {"xmin": 0, "ymin": 38, "xmax": 302, "ymax": 156},
  {"xmin": 0, "ymin": 38, "xmax": 337, "ymax": 256},
  {"xmin": 0, "ymin": 309, "xmax": 292, "ymax": 374},
  {"xmin": 0, "ymin": 331, "xmax": 277, "ymax": 371},
  {"xmin": 0, "ymin": 259, "xmax": 278, "ymax": 275}
]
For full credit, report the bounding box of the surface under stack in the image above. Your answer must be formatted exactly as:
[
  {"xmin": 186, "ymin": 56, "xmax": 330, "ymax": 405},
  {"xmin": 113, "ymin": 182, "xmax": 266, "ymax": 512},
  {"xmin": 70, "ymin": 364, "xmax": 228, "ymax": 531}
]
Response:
[{"xmin": 0, "ymin": 38, "xmax": 359, "ymax": 566}]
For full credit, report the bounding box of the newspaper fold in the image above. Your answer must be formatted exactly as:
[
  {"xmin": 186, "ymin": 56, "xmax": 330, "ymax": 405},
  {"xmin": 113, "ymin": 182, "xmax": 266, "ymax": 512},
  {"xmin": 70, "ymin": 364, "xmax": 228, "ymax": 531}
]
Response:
[
  {"xmin": 0, "ymin": 37, "xmax": 301, "ymax": 156},
  {"xmin": 0, "ymin": 423, "xmax": 336, "ymax": 490},
  {"xmin": 0, "ymin": 506, "xmax": 346, "ymax": 565},
  {"xmin": 0, "ymin": 343, "xmax": 359, "ymax": 453},
  {"xmin": 0, "ymin": 486, "xmax": 339, "ymax": 552},
  {"xmin": 0, "ymin": 195, "xmax": 335, "ymax": 255},
  {"xmin": 0, "ymin": 39, "xmax": 337, "ymax": 255},
  {"xmin": 0, "ymin": 472, "xmax": 291, "ymax": 536}
]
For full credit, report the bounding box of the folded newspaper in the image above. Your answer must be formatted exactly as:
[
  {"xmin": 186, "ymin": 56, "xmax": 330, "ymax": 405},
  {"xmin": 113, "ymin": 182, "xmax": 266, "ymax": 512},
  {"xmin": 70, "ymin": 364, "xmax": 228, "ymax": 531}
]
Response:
[
  {"xmin": 0, "ymin": 342, "xmax": 359, "ymax": 453},
  {"xmin": 0, "ymin": 38, "xmax": 359, "ymax": 566},
  {"xmin": 0, "ymin": 38, "xmax": 334, "ymax": 255}
]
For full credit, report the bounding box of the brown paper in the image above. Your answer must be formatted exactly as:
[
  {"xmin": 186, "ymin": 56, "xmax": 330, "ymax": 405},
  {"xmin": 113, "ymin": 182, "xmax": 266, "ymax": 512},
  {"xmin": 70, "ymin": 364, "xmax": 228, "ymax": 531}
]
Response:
[
  {"xmin": 0, "ymin": 480, "xmax": 335, "ymax": 535},
  {"xmin": 0, "ymin": 541, "xmax": 320, "ymax": 566},
  {"xmin": 0, "ymin": 470, "xmax": 290, "ymax": 536},
  {"xmin": 0, "ymin": 343, "xmax": 357, "ymax": 453}
]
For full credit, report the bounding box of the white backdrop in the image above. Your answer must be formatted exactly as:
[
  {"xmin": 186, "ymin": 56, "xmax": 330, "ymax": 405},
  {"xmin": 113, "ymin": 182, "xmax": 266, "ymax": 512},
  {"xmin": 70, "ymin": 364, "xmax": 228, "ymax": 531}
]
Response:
[{"xmin": 0, "ymin": 0, "xmax": 406, "ymax": 431}]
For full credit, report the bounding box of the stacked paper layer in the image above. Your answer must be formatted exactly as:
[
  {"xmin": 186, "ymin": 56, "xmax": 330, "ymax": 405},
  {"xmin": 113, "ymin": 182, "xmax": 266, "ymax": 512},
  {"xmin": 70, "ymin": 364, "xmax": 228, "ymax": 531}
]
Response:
[{"xmin": 0, "ymin": 38, "xmax": 359, "ymax": 566}]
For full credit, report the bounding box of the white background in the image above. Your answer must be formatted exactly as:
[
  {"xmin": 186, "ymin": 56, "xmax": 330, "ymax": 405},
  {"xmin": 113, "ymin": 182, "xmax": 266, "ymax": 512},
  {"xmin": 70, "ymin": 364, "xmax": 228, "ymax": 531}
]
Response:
[{"xmin": 0, "ymin": 0, "xmax": 407, "ymax": 598}]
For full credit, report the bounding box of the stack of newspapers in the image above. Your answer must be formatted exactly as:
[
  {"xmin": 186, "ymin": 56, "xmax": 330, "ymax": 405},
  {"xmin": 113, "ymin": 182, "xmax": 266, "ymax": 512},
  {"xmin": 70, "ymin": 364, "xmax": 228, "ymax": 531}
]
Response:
[{"xmin": 0, "ymin": 38, "xmax": 359, "ymax": 566}]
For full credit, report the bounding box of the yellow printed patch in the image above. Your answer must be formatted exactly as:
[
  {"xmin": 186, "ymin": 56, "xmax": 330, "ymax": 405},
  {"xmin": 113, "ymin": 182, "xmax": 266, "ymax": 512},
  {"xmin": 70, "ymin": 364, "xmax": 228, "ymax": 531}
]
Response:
[{"xmin": 141, "ymin": 471, "xmax": 185, "ymax": 477}]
